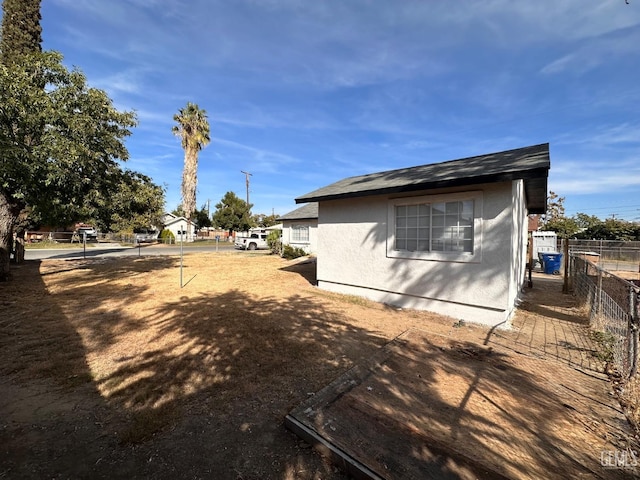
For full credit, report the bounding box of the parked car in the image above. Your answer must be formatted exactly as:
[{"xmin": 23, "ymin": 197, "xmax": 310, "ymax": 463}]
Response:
[
  {"xmin": 76, "ymin": 226, "xmax": 98, "ymax": 241},
  {"xmin": 235, "ymin": 230, "xmax": 269, "ymax": 250},
  {"xmin": 134, "ymin": 228, "xmax": 159, "ymax": 243}
]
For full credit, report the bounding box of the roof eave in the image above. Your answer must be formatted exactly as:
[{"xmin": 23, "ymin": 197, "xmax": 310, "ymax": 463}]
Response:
[{"xmin": 296, "ymin": 168, "xmax": 549, "ymax": 208}]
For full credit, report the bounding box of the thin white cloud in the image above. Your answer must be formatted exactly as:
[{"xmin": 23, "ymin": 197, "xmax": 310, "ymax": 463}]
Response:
[
  {"xmin": 556, "ymin": 123, "xmax": 640, "ymax": 148},
  {"xmin": 541, "ymin": 29, "xmax": 640, "ymax": 76},
  {"xmin": 211, "ymin": 138, "xmax": 301, "ymax": 174},
  {"xmin": 550, "ymin": 155, "xmax": 640, "ymax": 195}
]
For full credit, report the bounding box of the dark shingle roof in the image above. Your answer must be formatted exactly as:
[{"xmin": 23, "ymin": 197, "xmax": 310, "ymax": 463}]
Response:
[
  {"xmin": 278, "ymin": 202, "xmax": 318, "ymax": 221},
  {"xmin": 296, "ymin": 143, "xmax": 550, "ymax": 214}
]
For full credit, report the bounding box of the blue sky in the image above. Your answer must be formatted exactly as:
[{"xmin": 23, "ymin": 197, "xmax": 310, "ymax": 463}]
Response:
[{"xmin": 32, "ymin": 0, "xmax": 640, "ymax": 221}]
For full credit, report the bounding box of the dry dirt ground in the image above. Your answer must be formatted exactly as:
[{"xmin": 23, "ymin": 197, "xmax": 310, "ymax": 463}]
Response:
[{"xmin": 0, "ymin": 252, "xmax": 638, "ymax": 479}]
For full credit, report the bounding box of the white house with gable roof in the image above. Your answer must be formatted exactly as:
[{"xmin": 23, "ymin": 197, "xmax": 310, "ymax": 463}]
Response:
[
  {"xmin": 295, "ymin": 144, "xmax": 550, "ymax": 328},
  {"xmin": 161, "ymin": 213, "xmax": 197, "ymax": 242}
]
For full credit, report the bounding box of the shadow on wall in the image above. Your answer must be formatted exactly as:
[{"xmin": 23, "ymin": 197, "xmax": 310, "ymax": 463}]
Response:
[{"xmin": 356, "ymin": 193, "xmax": 509, "ymax": 316}]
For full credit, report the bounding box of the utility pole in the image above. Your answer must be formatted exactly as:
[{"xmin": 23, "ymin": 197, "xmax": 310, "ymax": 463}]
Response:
[{"xmin": 241, "ymin": 170, "xmax": 252, "ymax": 205}]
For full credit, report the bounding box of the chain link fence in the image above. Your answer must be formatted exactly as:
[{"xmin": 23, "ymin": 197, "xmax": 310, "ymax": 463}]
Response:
[
  {"xmin": 571, "ymin": 254, "xmax": 640, "ymax": 379},
  {"xmin": 569, "ymin": 239, "xmax": 640, "ymax": 273}
]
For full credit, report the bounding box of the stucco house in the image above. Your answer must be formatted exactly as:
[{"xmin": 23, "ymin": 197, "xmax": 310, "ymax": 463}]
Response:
[
  {"xmin": 278, "ymin": 203, "xmax": 319, "ymax": 254},
  {"xmin": 295, "ymin": 143, "xmax": 550, "ymax": 327}
]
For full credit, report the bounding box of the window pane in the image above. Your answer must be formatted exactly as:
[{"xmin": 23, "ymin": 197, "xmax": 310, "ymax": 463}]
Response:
[
  {"xmin": 394, "ymin": 198, "xmax": 474, "ymax": 254},
  {"xmin": 292, "ymin": 225, "xmax": 309, "ymax": 242},
  {"xmin": 444, "ymin": 215, "xmax": 458, "ymax": 228},
  {"xmin": 459, "ymin": 215, "xmax": 473, "ymax": 227},
  {"xmin": 461, "ymin": 200, "xmax": 473, "ymax": 218},
  {"xmin": 459, "ymin": 226, "xmax": 473, "ymax": 240},
  {"xmin": 432, "ymin": 215, "xmax": 444, "ymax": 227},
  {"xmin": 432, "ymin": 227, "xmax": 445, "ymax": 251},
  {"xmin": 432, "ymin": 202, "xmax": 445, "ymax": 215}
]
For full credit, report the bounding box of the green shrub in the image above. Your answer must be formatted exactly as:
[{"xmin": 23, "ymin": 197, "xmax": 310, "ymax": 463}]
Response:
[
  {"xmin": 590, "ymin": 330, "xmax": 616, "ymax": 364},
  {"xmin": 159, "ymin": 229, "xmax": 175, "ymax": 243},
  {"xmin": 282, "ymin": 244, "xmax": 307, "ymax": 260},
  {"xmin": 267, "ymin": 229, "xmax": 282, "ymax": 255}
]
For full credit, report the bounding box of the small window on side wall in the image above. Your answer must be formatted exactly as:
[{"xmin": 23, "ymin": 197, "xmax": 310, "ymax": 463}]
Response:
[
  {"xmin": 292, "ymin": 224, "xmax": 309, "ymax": 242},
  {"xmin": 388, "ymin": 191, "xmax": 482, "ymax": 263}
]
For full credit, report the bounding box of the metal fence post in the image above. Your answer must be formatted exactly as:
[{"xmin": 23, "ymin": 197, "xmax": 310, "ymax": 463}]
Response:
[
  {"xmin": 563, "ymin": 240, "xmax": 570, "ymax": 293},
  {"xmin": 631, "ymin": 287, "xmax": 639, "ymax": 378},
  {"xmin": 596, "ymin": 267, "xmax": 603, "ymax": 318}
]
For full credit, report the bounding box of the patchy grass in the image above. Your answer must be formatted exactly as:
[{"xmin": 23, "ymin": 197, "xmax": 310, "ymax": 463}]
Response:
[{"xmin": 590, "ymin": 329, "xmax": 617, "ymax": 364}]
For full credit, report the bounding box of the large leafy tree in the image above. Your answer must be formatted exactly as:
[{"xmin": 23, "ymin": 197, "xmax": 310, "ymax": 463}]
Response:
[
  {"xmin": 581, "ymin": 218, "xmax": 639, "ymax": 241},
  {"xmin": 1, "ymin": 0, "xmax": 43, "ymax": 266},
  {"xmin": 575, "ymin": 213, "xmax": 601, "ymax": 232},
  {"xmin": 212, "ymin": 191, "xmax": 253, "ymax": 235},
  {"xmin": 0, "ymin": 0, "xmax": 42, "ymax": 65},
  {"xmin": 252, "ymin": 213, "xmax": 278, "ymax": 228},
  {"xmin": 172, "ymin": 203, "xmax": 212, "ymax": 229},
  {"xmin": 542, "ymin": 217, "xmax": 579, "ymax": 239},
  {"xmin": 96, "ymin": 171, "xmax": 165, "ymax": 233},
  {"xmin": 0, "ymin": 50, "xmax": 137, "ymax": 279},
  {"xmin": 172, "ymin": 102, "xmax": 210, "ymax": 236}
]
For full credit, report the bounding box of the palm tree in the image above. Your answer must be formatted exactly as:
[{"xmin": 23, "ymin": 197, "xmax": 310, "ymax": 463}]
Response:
[{"xmin": 172, "ymin": 102, "xmax": 211, "ymax": 237}]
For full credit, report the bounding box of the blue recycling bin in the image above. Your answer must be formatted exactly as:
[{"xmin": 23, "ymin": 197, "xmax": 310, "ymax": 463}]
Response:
[{"xmin": 540, "ymin": 252, "xmax": 563, "ymax": 275}]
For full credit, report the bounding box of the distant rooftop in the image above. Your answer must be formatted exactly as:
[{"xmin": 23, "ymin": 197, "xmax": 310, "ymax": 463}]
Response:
[
  {"xmin": 278, "ymin": 202, "xmax": 318, "ymax": 220},
  {"xmin": 296, "ymin": 143, "xmax": 550, "ymax": 214}
]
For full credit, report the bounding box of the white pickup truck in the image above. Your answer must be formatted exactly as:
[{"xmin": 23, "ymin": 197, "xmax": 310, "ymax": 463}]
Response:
[{"xmin": 234, "ymin": 230, "xmax": 269, "ymax": 250}]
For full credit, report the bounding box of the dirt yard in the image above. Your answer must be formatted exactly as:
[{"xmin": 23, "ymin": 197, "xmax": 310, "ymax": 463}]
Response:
[{"xmin": 0, "ymin": 252, "xmax": 637, "ymax": 479}]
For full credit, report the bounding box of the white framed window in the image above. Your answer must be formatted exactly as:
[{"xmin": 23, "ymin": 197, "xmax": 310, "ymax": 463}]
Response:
[
  {"xmin": 291, "ymin": 224, "xmax": 309, "ymax": 242},
  {"xmin": 387, "ymin": 191, "xmax": 483, "ymax": 263}
]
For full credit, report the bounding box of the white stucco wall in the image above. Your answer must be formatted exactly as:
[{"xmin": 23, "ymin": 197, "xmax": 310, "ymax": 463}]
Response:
[
  {"xmin": 316, "ymin": 182, "xmax": 520, "ymax": 327},
  {"xmin": 164, "ymin": 221, "xmax": 196, "ymax": 242},
  {"xmin": 507, "ymin": 179, "xmax": 528, "ymax": 321},
  {"xmin": 282, "ymin": 219, "xmax": 318, "ymax": 254}
]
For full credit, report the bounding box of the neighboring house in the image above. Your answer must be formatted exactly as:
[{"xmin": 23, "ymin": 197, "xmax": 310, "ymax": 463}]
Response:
[
  {"xmin": 295, "ymin": 143, "xmax": 550, "ymax": 327},
  {"xmin": 161, "ymin": 212, "xmax": 197, "ymax": 242},
  {"xmin": 278, "ymin": 203, "xmax": 319, "ymax": 254}
]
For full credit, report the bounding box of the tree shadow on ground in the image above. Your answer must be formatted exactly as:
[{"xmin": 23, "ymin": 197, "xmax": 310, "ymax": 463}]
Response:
[
  {"xmin": 0, "ymin": 255, "xmax": 383, "ymax": 479},
  {"xmin": 0, "ymin": 260, "xmax": 138, "ymax": 478},
  {"xmin": 485, "ymin": 274, "xmax": 607, "ymax": 374},
  {"xmin": 297, "ymin": 331, "xmax": 635, "ymax": 479}
]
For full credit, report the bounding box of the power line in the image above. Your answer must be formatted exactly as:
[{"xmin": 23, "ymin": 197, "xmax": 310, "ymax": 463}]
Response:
[{"xmin": 565, "ymin": 204, "xmax": 640, "ymax": 212}]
